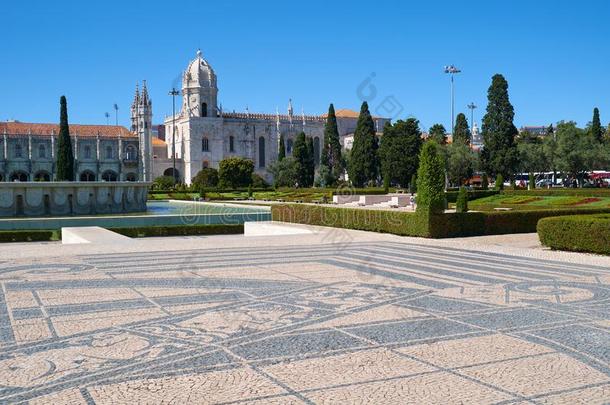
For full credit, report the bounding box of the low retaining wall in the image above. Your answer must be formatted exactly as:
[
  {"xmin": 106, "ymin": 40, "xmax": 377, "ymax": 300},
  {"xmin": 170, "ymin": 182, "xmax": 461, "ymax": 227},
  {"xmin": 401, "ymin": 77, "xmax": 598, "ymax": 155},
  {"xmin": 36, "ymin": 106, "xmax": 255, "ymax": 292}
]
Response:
[{"xmin": 0, "ymin": 182, "xmax": 151, "ymax": 217}]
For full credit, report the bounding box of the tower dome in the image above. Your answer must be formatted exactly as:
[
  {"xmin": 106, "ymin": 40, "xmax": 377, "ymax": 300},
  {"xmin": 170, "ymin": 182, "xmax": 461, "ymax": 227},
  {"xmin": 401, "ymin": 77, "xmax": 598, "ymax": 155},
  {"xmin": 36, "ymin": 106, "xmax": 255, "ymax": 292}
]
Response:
[
  {"xmin": 183, "ymin": 49, "xmax": 217, "ymax": 90},
  {"xmin": 181, "ymin": 49, "xmax": 218, "ymax": 118}
]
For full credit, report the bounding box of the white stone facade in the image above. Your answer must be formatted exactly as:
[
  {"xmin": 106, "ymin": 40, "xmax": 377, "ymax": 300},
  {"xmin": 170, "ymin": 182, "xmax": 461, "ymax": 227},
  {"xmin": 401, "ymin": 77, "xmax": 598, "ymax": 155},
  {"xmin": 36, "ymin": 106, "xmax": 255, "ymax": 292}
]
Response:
[{"xmin": 162, "ymin": 51, "xmax": 391, "ymax": 185}]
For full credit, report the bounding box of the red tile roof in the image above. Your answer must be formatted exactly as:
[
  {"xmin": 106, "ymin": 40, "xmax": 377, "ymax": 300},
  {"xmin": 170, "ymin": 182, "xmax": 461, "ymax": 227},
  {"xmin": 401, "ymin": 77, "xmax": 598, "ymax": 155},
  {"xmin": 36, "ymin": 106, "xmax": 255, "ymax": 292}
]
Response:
[
  {"xmin": 152, "ymin": 137, "xmax": 167, "ymax": 146},
  {"xmin": 0, "ymin": 122, "xmax": 135, "ymax": 138}
]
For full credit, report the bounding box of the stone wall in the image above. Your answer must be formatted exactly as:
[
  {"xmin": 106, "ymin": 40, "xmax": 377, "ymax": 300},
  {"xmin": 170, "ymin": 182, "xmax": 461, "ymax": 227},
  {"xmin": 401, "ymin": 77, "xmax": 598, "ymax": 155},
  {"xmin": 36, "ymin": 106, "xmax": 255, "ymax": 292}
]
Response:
[{"xmin": 0, "ymin": 182, "xmax": 150, "ymax": 217}]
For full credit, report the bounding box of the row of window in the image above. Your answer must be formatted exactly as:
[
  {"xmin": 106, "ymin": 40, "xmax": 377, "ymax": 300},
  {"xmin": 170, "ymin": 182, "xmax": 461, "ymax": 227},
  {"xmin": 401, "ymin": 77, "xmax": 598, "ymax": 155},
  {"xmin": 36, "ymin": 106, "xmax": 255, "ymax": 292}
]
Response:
[
  {"xmin": 201, "ymin": 136, "xmax": 320, "ymax": 169},
  {"xmin": 1, "ymin": 170, "xmax": 137, "ymax": 182},
  {"xmin": 5, "ymin": 144, "xmax": 138, "ymax": 160}
]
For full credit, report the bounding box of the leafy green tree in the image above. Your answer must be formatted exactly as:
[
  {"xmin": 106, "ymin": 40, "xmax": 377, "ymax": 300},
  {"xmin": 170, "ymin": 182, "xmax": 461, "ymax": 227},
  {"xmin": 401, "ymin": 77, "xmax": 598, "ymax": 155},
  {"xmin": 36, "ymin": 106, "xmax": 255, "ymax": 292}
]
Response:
[
  {"xmin": 278, "ymin": 136, "xmax": 286, "ymax": 161},
  {"xmin": 379, "ymin": 118, "xmax": 423, "ymax": 188},
  {"xmin": 428, "ymin": 124, "xmax": 447, "ymax": 145},
  {"xmin": 452, "ymin": 113, "xmax": 470, "ymax": 145},
  {"xmin": 269, "ymin": 157, "xmax": 299, "ymax": 187},
  {"xmin": 56, "ymin": 96, "xmax": 74, "ymax": 181},
  {"xmin": 348, "ymin": 102, "xmax": 379, "ymax": 187},
  {"xmin": 446, "ymin": 142, "xmax": 477, "ymax": 186},
  {"xmin": 218, "ymin": 157, "xmax": 254, "ymax": 188},
  {"xmin": 251, "ymin": 173, "xmax": 269, "ymax": 188},
  {"xmin": 455, "ymin": 186, "xmax": 468, "ymax": 213},
  {"xmin": 590, "ymin": 107, "xmax": 603, "ymax": 142},
  {"xmin": 555, "ymin": 121, "xmax": 604, "ymax": 186},
  {"xmin": 153, "ymin": 176, "xmax": 175, "ymax": 190},
  {"xmin": 517, "ymin": 130, "xmax": 549, "ymax": 175},
  {"xmin": 192, "ymin": 167, "xmax": 219, "ymax": 189},
  {"xmin": 321, "ymin": 104, "xmax": 343, "ymax": 185},
  {"xmin": 416, "ymin": 141, "xmax": 446, "ymax": 214},
  {"xmin": 480, "ymin": 74, "xmax": 519, "ymax": 178},
  {"xmin": 481, "ymin": 173, "xmax": 489, "ymax": 190}
]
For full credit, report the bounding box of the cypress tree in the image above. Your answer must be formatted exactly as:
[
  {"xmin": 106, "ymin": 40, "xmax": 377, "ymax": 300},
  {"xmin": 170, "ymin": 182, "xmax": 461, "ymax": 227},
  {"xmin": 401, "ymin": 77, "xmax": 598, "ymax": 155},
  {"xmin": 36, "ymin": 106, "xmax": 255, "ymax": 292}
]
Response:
[
  {"xmin": 481, "ymin": 173, "xmax": 489, "ymax": 190},
  {"xmin": 321, "ymin": 104, "xmax": 343, "ymax": 185},
  {"xmin": 278, "ymin": 136, "xmax": 286, "ymax": 161},
  {"xmin": 409, "ymin": 174, "xmax": 417, "ymax": 194},
  {"xmin": 292, "ymin": 132, "xmax": 309, "ymax": 187},
  {"xmin": 481, "ymin": 74, "xmax": 518, "ymax": 178},
  {"xmin": 591, "ymin": 107, "xmax": 603, "ymax": 142},
  {"xmin": 495, "ymin": 174, "xmax": 504, "ymax": 190},
  {"xmin": 348, "ymin": 101, "xmax": 379, "ymax": 187},
  {"xmin": 379, "ymin": 119, "xmax": 422, "ymax": 188},
  {"xmin": 306, "ymin": 136, "xmax": 315, "ymax": 187},
  {"xmin": 453, "ymin": 113, "xmax": 470, "ymax": 145},
  {"xmin": 415, "ymin": 141, "xmax": 446, "ymax": 214},
  {"xmin": 56, "ymin": 95, "xmax": 75, "ymax": 181},
  {"xmin": 528, "ymin": 172, "xmax": 536, "ymax": 189}
]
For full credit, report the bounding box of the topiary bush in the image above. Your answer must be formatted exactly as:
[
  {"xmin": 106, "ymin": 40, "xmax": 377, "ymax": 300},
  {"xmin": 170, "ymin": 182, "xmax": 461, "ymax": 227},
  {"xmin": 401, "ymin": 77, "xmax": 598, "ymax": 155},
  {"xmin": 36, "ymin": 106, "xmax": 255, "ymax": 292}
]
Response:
[
  {"xmin": 455, "ymin": 186, "xmax": 469, "ymax": 213},
  {"xmin": 0, "ymin": 230, "xmax": 60, "ymax": 243},
  {"xmin": 416, "ymin": 141, "xmax": 446, "ymax": 214},
  {"xmin": 537, "ymin": 214, "xmax": 610, "ymax": 255}
]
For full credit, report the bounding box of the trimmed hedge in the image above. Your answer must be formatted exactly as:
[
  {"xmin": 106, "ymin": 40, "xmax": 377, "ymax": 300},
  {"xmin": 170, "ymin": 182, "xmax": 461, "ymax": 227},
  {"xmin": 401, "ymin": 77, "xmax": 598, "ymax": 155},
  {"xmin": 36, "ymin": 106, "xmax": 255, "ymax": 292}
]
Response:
[
  {"xmin": 502, "ymin": 189, "xmax": 610, "ymax": 197},
  {"xmin": 110, "ymin": 224, "xmax": 243, "ymax": 238},
  {"xmin": 430, "ymin": 208, "xmax": 610, "ymax": 238},
  {"xmin": 537, "ymin": 214, "xmax": 610, "ymax": 255},
  {"xmin": 271, "ymin": 204, "xmax": 610, "ymax": 239},
  {"xmin": 445, "ymin": 190, "xmax": 498, "ymax": 203},
  {"xmin": 272, "ymin": 204, "xmax": 430, "ymax": 237},
  {"xmin": 0, "ymin": 230, "xmax": 60, "ymax": 243}
]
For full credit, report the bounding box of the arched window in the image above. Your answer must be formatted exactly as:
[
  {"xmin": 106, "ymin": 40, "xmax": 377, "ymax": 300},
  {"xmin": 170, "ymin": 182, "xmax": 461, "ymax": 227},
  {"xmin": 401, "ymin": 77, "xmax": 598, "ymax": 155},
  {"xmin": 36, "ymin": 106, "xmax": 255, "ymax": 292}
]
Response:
[
  {"xmin": 105, "ymin": 145, "xmax": 113, "ymax": 159},
  {"xmin": 126, "ymin": 145, "xmax": 137, "ymax": 160},
  {"xmin": 229, "ymin": 136, "xmax": 235, "ymax": 152},
  {"xmin": 201, "ymin": 102, "xmax": 208, "ymax": 117},
  {"xmin": 287, "ymin": 139, "xmax": 293, "ymax": 154},
  {"xmin": 15, "ymin": 144, "xmax": 23, "ymax": 158},
  {"xmin": 80, "ymin": 171, "xmax": 96, "ymax": 181},
  {"xmin": 34, "ymin": 171, "xmax": 50, "ymax": 181},
  {"xmin": 10, "ymin": 171, "xmax": 28, "ymax": 182},
  {"xmin": 38, "ymin": 144, "xmax": 46, "ymax": 159},
  {"xmin": 202, "ymin": 137, "xmax": 209, "ymax": 152},
  {"xmin": 84, "ymin": 145, "xmax": 92, "ymax": 159},
  {"xmin": 202, "ymin": 160, "xmax": 209, "ymax": 168},
  {"xmin": 163, "ymin": 167, "xmax": 180, "ymax": 181},
  {"xmin": 258, "ymin": 136, "xmax": 265, "ymax": 168},
  {"xmin": 101, "ymin": 170, "xmax": 118, "ymax": 181},
  {"xmin": 313, "ymin": 137, "xmax": 320, "ymax": 166},
  {"xmin": 125, "ymin": 173, "xmax": 137, "ymax": 181}
]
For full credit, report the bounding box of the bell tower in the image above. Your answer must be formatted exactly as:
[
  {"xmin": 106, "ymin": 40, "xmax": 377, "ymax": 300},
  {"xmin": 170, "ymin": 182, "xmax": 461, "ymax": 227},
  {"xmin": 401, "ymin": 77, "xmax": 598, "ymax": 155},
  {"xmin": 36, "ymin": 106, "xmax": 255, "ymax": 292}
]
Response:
[
  {"xmin": 131, "ymin": 81, "xmax": 153, "ymax": 181},
  {"xmin": 182, "ymin": 49, "xmax": 218, "ymax": 118}
]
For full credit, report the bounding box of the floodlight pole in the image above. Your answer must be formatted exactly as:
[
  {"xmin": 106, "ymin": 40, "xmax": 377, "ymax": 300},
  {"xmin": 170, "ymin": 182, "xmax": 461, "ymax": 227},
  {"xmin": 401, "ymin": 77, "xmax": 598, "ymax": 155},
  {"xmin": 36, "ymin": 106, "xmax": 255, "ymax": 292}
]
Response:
[
  {"xmin": 444, "ymin": 65, "xmax": 461, "ymax": 131},
  {"xmin": 113, "ymin": 104, "xmax": 119, "ymax": 126}
]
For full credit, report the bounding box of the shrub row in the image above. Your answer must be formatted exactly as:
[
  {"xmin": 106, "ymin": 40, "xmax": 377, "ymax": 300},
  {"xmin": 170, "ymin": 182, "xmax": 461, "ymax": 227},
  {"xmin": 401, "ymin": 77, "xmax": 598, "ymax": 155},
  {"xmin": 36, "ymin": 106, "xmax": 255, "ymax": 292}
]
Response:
[
  {"xmin": 445, "ymin": 190, "xmax": 498, "ymax": 203},
  {"xmin": 0, "ymin": 230, "xmax": 60, "ymax": 243},
  {"xmin": 271, "ymin": 204, "xmax": 430, "ymax": 237},
  {"xmin": 537, "ymin": 214, "xmax": 610, "ymax": 255},
  {"xmin": 271, "ymin": 204, "xmax": 610, "ymax": 239},
  {"xmin": 502, "ymin": 188, "xmax": 610, "ymax": 197},
  {"xmin": 110, "ymin": 224, "xmax": 244, "ymax": 238}
]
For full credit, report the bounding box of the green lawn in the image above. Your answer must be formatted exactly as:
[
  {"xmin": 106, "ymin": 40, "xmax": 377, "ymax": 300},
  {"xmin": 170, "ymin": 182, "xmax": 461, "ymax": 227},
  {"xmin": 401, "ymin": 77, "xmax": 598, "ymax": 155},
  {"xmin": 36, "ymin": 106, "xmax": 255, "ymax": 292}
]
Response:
[{"xmin": 469, "ymin": 194, "xmax": 610, "ymax": 211}]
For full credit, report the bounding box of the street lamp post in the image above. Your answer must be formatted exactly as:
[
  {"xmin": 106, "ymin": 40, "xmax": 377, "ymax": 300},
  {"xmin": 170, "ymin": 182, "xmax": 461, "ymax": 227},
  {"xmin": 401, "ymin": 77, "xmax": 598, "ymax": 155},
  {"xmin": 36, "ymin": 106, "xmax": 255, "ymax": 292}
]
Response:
[
  {"xmin": 467, "ymin": 102, "xmax": 477, "ymax": 128},
  {"xmin": 168, "ymin": 88, "xmax": 180, "ymax": 185},
  {"xmin": 444, "ymin": 65, "xmax": 461, "ymax": 131}
]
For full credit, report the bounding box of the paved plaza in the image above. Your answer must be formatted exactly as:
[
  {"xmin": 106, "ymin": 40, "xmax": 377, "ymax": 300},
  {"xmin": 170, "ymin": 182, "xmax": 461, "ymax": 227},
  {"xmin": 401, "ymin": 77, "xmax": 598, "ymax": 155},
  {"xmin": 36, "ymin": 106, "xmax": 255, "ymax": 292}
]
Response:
[{"xmin": 0, "ymin": 228, "xmax": 609, "ymax": 404}]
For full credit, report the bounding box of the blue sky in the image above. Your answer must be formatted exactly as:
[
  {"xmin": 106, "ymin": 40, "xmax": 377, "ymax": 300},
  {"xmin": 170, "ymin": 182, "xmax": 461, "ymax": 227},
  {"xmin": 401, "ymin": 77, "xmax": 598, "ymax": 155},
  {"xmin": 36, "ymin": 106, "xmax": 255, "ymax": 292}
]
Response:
[{"xmin": 2, "ymin": 0, "xmax": 609, "ymax": 131}]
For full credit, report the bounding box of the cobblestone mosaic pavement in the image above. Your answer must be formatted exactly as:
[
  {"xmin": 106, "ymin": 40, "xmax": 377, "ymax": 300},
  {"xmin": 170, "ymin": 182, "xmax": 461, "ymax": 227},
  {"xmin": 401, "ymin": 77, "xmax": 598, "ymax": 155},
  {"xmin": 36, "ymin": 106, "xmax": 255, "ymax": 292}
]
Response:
[{"xmin": 0, "ymin": 240, "xmax": 609, "ymax": 404}]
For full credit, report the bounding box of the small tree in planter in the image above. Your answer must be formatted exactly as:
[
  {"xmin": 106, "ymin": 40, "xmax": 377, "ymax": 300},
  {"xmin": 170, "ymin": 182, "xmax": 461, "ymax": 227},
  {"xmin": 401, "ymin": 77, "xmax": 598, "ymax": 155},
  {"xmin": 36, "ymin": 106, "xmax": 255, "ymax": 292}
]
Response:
[{"xmin": 456, "ymin": 186, "xmax": 469, "ymax": 213}]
